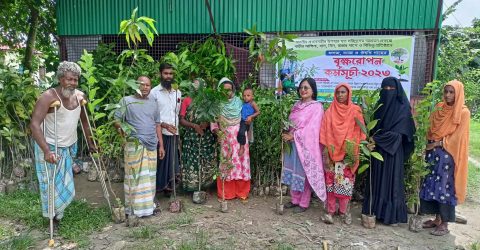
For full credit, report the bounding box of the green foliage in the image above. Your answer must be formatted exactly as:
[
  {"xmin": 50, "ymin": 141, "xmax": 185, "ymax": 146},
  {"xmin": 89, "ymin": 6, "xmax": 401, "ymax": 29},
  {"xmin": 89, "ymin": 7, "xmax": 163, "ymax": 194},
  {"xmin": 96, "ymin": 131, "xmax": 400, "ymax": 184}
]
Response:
[
  {"xmin": 343, "ymin": 139, "xmax": 358, "ymax": 168},
  {"xmin": 244, "ymin": 25, "xmax": 298, "ymax": 85},
  {"xmin": 276, "ymin": 242, "xmax": 295, "ymax": 250},
  {"xmin": 0, "ymin": 56, "xmax": 40, "ymax": 180},
  {"xmin": 244, "ymin": 25, "xmax": 297, "ymax": 69},
  {"xmin": 437, "ymin": 20, "xmax": 480, "ymax": 117},
  {"xmin": 134, "ymin": 238, "xmax": 175, "ymax": 250},
  {"xmin": 162, "ymin": 50, "xmax": 193, "ymax": 85},
  {"xmin": 119, "ymin": 7, "xmax": 158, "ymax": 48},
  {"xmin": 0, "ymin": 224, "xmax": 14, "ymax": 242},
  {"xmin": 468, "ymin": 241, "xmax": 480, "ymax": 250},
  {"xmin": 0, "ymin": 0, "xmax": 58, "ymax": 72},
  {"xmin": 187, "ymin": 38, "xmax": 236, "ymax": 86},
  {"xmin": 77, "ymin": 50, "xmax": 124, "ymax": 170},
  {"xmin": 442, "ymin": 0, "xmax": 463, "ymax": 22},
  {"xmin": 166, "ymin": 213, "xmax": 194, "ymax": 230},
  {"xmin": 0, "ymin": 190, "xmax": 109, "ymax": 245},
  {"xmin": 469, "ymin": 120, "xmax": 480, "ymax": 159},
  {"xmin": 0, "ymin": 191, "xmax": 44, "ymax": 229},
  {"xmin": 184, "ymin": 82, "xmax": 228, "ymax": 123},
  {"xmin": 354, "ymin": 90, "xmax": 384, "ymax": 175},
  {"xmin": 58, "ymin": 200, "xmax": 110, "ymax": 241},
  {"xmin": 130, "ymin": 226, "xmax": 157, "ymax": 239},
  {"xmin": 462, "ymin": 69, "xmax": 480, "ymax": 120},
  {"xmin": 467, "ymin": 121, "xmax": 480, "ymax": 202},
  {"xmin": 76, "ymin": 8, "xmax": 160, "ymax": 170},
  {"xmin": 467, "ymin": 163, "xmax": 480, "ymax": 202},
  {"xmin": 250, "ymin": 89, "xmax": 296, "ymax": 187},
  {"xmin": 405, "ymin": 81, "xmax": 443, "ymax": 213},
  {"xmin": 0, "ymin": 233, "xmax": 34, "ymax": 250},
  {"xmin": 162, "ymin": 37, "xmax": 236, "ymax": 87},
  {"xmin": 178, "ymin": 231, "xmax": 209, "ymax": 250}
]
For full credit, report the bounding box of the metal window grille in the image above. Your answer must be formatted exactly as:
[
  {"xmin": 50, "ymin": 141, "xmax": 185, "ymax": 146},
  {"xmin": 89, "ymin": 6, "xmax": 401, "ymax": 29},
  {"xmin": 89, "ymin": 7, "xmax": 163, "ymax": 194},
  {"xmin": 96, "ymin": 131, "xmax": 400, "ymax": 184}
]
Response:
[{"xmin": 60, "ymin": 29, "xmax": 437, "ymax": 96}]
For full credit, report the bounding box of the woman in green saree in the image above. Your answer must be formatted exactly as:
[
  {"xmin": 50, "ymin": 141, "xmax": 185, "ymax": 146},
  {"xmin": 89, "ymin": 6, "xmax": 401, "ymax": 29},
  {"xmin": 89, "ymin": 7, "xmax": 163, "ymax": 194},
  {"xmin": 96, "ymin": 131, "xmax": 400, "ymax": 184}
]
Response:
[{"xmin": 180, "ymin": 79, "xmax": 217, "ymax": 192}]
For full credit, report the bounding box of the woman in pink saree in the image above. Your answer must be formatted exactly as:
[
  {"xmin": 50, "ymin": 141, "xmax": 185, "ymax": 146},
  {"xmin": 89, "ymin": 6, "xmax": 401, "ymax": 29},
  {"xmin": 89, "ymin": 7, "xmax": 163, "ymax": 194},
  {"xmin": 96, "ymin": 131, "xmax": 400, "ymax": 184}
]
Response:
[{"xmin": 282, "ymin": 78, "xmax": 326, "ymax": 213}]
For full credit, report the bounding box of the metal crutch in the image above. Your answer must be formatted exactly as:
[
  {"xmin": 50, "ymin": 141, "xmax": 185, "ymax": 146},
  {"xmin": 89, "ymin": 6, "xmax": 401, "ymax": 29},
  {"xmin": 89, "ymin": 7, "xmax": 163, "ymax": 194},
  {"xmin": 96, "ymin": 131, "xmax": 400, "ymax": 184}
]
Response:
[
  {"xmin": 43, "ymin": 100, "xmax": 60, "ymax": 247},
  {"xmin": 79, "ymin": 100, "xmax": 112, "ymax": 213}
]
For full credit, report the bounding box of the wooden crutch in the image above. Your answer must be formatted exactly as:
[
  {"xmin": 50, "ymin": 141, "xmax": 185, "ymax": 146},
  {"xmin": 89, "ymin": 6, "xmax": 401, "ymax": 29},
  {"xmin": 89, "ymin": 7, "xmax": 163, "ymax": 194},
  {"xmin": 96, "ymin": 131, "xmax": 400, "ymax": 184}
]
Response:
[{"xmin": 79, "ymin": 99, "xmax": 112, "ymax": 213}]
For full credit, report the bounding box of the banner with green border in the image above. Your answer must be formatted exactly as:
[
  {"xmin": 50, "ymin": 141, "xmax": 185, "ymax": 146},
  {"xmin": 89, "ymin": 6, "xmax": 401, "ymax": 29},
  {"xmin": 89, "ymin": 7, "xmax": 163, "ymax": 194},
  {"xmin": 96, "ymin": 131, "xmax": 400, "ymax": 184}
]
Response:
[{"xmin": 277, "ymin": 35, "xmax": 415, "ymax": 101}]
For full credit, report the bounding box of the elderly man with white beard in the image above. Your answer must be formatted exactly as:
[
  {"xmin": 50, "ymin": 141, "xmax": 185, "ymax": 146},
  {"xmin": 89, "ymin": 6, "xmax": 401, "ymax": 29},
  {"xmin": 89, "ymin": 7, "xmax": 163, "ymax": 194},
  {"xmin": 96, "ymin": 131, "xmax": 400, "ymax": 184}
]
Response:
[{"xmin": 29, "ymin": 61, "xmax": 96, "ymax": 230}]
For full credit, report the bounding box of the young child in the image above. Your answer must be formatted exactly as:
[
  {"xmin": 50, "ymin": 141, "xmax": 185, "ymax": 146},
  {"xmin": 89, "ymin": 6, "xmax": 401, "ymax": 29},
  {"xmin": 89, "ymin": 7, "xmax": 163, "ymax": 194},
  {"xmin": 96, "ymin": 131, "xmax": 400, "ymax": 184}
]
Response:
[{"xmin": 238, "ymin": 88, "xmax": 260, "ymax": 156}]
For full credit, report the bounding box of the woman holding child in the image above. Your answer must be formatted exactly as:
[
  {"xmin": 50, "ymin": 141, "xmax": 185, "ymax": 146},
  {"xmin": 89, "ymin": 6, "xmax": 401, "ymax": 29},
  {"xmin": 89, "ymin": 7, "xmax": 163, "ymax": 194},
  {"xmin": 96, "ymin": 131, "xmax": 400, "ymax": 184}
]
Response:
[{"xmin": 211, "ymin": 77, "xmax": 251, "ymax": 201}]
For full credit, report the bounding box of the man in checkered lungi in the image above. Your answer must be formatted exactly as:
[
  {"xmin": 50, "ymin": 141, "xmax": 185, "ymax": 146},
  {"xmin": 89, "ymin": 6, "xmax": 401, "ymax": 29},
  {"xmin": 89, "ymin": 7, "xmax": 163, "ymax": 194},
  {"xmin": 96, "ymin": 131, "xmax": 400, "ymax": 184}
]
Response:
[{"xmin": 30, "ymin": 62, "xmax": 96, "ymax": 228}]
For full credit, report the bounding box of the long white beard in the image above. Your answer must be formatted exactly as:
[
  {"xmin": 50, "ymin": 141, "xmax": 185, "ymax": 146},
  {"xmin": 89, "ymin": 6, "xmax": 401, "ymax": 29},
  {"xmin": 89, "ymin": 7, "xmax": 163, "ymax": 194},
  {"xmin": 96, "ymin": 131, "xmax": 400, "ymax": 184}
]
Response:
[{"xmin": 61, "ymin": 87, "xmax": 75, "ymax": 97}]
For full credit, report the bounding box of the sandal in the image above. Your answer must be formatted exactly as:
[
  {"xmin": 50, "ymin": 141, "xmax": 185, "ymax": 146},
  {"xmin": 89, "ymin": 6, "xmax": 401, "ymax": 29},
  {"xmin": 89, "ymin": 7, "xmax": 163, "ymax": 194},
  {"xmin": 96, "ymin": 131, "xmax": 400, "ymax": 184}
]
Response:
[
  {"xmin": 422, "ymin": 219, "xmax": 439, "ymax": 229},
  {"xmin": 284, "ymin": 202, "xmax": 298, "ymax": 209},
  {"xmin": 341, "ymin": 213, "xmax": 352, "ymax": 225},
  {"xmin": 153, "ymin": 207, "xmax": 162, "ymax": 215},
  {"xmin": 323, "ymin": 213, "xmax": 334, "ymax": 224},
  {"xmin": 430, "ymin": 227, "xmax": 450, "ymax": 236},
  {"xmin": 293, "ymin": 206, "xmax": 307, "ymax": 213}
]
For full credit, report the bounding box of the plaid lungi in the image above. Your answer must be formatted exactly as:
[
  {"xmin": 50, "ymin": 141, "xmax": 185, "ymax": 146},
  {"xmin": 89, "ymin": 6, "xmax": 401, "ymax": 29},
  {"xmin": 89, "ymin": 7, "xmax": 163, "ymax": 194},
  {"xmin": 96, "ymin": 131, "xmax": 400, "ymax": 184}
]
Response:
[
  {"xmin": 34, "ymin": 142, "xmax": 77, "ymax": 219},
  {"xmin": 124, "ymin": 142, "xmax": 157, "ymax": 217}
]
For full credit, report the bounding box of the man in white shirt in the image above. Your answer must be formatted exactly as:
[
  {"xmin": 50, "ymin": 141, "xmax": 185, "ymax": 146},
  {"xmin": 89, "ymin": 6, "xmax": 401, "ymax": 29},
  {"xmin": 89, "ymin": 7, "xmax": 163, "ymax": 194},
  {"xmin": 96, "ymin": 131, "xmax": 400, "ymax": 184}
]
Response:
[{"xmin": 149, "ymin": 63, "xmax": 182, "ymax": 197}]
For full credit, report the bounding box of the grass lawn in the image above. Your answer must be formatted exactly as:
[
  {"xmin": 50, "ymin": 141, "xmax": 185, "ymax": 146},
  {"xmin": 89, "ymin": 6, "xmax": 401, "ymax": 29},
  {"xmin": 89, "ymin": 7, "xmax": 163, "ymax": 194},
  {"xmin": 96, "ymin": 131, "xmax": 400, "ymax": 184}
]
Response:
[
  {"xmin": 470, "ymin": 120, "xmax": 480, "ymax": 160},
  {"xmin": 468, "ymin": 120, "xmax": 480, "ymax": 202},
  {"xmin": 468, "ymin": 163, "xmax": 480, "ymax": 201},
  {"xmin": 0, "ymin": 191, "xmax": 110, "ymax": 248}
]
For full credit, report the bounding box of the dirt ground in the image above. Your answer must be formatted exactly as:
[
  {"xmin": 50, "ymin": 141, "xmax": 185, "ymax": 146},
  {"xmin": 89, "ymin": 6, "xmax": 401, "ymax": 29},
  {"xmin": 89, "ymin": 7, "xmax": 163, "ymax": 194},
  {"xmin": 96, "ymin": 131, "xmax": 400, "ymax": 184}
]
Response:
[{"xmin": 10, "ymin": 173, "xmax": 480, "ymax": 249}]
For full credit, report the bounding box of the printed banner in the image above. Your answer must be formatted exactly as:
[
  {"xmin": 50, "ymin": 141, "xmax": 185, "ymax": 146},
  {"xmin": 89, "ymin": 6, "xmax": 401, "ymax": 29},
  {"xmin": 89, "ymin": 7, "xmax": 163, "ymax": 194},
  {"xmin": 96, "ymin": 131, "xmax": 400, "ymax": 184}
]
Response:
[{"xmin": 277, "ymin": 35, "xmax": 415, "ymax": 101}]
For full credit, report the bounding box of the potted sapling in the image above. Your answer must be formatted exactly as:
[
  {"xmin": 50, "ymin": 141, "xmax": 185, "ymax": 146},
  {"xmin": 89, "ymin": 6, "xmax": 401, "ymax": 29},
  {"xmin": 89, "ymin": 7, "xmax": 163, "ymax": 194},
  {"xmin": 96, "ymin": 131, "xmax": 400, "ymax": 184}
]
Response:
[
  {"xmin": 406, "ymin": 81, "xmax": 442, "ymax": 232},
  {"xmin": 182, "ymin": 80, "xmax": 227, "ymax": 204},
  {"xmin": 112, "ymin": 197, "xmax": 126, "ymax": 224},
  {"xmin": 276, "ymin": 98, "xmax": 294, "ymax": 215},
  {"xmin": 215, "ymin": 119, "xmax": 234, "ymax": 213},
  {"xmin": 356, "ymin": 93, "xmax": 384, "ymax": 229}
]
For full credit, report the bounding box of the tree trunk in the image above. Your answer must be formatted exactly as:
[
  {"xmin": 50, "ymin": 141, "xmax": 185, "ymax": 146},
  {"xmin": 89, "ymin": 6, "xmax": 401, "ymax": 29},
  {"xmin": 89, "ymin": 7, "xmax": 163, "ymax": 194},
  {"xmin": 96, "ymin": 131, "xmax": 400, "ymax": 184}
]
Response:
[{"xmin": 22, "ymin": 4, "xmax": 40, "ymax": 74}]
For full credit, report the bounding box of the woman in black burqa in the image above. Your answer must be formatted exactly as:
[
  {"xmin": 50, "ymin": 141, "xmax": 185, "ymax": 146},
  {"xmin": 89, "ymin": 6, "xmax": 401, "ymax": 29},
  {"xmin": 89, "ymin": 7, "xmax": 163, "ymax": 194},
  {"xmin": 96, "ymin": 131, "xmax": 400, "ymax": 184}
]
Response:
[{"xmin": 362, "ymin": 77, "xmax": 416, "ymax": 225}]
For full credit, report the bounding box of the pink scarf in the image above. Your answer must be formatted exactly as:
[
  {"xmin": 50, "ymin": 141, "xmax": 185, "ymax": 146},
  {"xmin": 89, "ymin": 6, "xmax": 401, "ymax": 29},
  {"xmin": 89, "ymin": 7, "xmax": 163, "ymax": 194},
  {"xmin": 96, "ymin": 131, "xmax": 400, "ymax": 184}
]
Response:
[{"xmin": 290, "ymin": 100, "xmax": 326, "ymax": 201}]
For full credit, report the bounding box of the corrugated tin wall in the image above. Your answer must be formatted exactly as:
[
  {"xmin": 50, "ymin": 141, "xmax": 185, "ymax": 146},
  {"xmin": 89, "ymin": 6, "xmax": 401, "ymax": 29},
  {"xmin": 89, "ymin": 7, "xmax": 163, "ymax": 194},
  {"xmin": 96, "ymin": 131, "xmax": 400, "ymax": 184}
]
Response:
[{"xmin": 57, "ymin": 0, "xmax": 441, "ymax": 35}]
